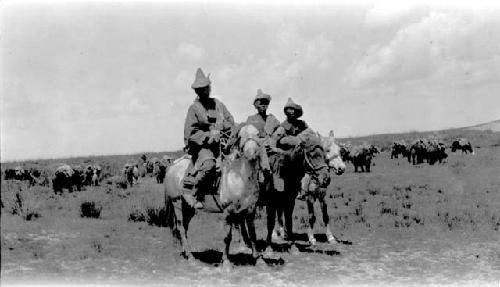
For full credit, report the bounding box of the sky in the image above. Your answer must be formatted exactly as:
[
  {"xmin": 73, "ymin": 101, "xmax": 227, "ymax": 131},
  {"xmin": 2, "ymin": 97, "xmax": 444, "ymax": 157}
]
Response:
[{"xmin": 2, "ymin": 1, "xmax": 500, "ymax": 161}]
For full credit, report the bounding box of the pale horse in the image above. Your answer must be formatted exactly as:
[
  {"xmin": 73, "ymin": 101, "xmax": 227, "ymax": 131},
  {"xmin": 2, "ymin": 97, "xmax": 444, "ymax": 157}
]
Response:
[{"xmin": 164, "ymin": 124, "xmax": 267, "ymax": 265}]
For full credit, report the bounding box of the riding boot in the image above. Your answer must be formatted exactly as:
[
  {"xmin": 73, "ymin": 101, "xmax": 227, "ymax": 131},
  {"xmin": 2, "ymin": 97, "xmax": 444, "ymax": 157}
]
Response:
[
  {"xmin": 182, "ymin": 175, "xmax": 204, "ymax": 209},
  {"xmin": 193, "ymin": 189, "xmax": 204, "ymax": 209}
]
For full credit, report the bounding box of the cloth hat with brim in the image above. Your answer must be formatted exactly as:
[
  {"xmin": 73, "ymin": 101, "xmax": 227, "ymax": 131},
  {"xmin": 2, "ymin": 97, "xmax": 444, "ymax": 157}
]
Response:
[
  {"xmin": 253, "ymin": 89, "xmax": 271, "ymax": 105},
  {"xmin": 191, "ymin": 68, "xmax": 211, "ymax": 89},
  {"xmin": 283, "ymin": 97, "xmax": 303, "ymax": 118}
]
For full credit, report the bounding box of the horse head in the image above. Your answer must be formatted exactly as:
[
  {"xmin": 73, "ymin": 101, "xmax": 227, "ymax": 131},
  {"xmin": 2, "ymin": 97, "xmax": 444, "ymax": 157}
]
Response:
[
  {"xmin": 320, "ymin": 130, "xmax": 346, "ymax": 175},
  {"xmin": 235, "ymin": 124, "xmax": 261, "ymax": 160}
]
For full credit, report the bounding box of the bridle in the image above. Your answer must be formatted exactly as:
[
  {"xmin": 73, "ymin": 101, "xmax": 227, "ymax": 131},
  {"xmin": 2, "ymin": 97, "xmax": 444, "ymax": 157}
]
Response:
[
  {"xmin": 237, "ymin": 135, "xmax": 261, "ymax": 160},
  {"xmin": 320, "ymin": 138, "xmax": 343, "ymax": 174}
]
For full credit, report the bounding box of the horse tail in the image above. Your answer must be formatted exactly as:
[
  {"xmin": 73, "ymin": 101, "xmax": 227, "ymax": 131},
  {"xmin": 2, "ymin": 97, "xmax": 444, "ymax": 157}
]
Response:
[{"xmin": 164, "ymin": 192, "xmax": 182, "ymax": 245}]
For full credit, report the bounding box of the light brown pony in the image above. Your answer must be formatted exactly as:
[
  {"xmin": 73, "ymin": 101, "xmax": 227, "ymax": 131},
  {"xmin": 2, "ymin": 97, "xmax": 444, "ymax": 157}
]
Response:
[
  {"xmin": 270, "ymin": 130, "xmax": 346, "ymax": 246},
  {"xmin": 164, "ymin": 124, "xmax": 265, "ymax": 265},
  {"xmin": 304, "ymin": 130, "xmax": 346, "ymax": 245}
]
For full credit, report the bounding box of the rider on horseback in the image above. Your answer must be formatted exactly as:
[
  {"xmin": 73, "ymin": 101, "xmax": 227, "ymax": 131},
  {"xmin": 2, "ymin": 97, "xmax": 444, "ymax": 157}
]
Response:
[
  {"xmin": 183, "ymin": 68, "xmax": 235, "ymax": 209},
  {"xmin": 245, "ymin": 89, "xmax": 280, "ymax": 185}
]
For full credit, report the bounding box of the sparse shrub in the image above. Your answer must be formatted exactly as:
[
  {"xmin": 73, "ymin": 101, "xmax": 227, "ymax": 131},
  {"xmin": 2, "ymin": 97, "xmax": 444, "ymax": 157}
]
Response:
[
  {"xmin": 106, "ymin": 175, "xmax": 128, "ymax": 189},
  {"xmin": 367, "ymin": 188, "xmax": 379, "ymax": 196},
  {"xmin": 79, "ymin": 192, "xmax": 103, "ymax": 218},
  {"xmin": 126, "ymin": 190, "xmax": 166, "ymax": 227},
  {"xmin": 80, "ymin": 201, "xmax": 102, "ymax": 218},
  {"xmin": 127, "ymin": 198, "xmax": 147, "ymax": 222},
  {"xmin": 144, "ymin": 192, "xmax": 167, "ymax": 227},
  {"xmin": 3, "ymin": 187, "xmax": 42, "ymax": 220},
  {"xmin": 146, "ymin": 206, "xmax": 167, "ymax": 227},
  {"xmin": 91, "ymin": 239, "xmax": 103, "ymax": 253}
]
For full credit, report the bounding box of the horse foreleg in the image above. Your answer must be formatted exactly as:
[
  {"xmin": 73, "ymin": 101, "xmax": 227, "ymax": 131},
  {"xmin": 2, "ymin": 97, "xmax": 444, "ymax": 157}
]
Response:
[
  {"xmin": 283, "ymin": 192, "xmax": 296, "ymax": 242},
  {"xmin": 222, "ymin": 217, "xmax": 233, "ymax": 268},
  {"xmin": 320, "ymin": 199, "xmax": 337, "ymax": 244},
  {"xmin": 245, "ymin": 211, "xmax": 260, "ymax": 260},
  {"xmin": 306, "ymin": 199, "xmax": 316, "ymax": 245},
  {"xmin": 276, "ymin": 203, "xmax": 285, "ymax": 239},
  {"xmin": 181, "ymin": 199, "xmax": 195, "ymax": 259},
  {"xmin": 266, "ymin": 199, "xmax": 277, "ymax": 246},
  {"xmin": 239, "ymin": 218, "xmax": 252, "ymax": 249}
]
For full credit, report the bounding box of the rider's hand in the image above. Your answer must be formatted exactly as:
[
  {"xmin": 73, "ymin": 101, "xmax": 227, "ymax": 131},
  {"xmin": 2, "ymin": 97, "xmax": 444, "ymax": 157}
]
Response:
[
  {"xmin": 211, "ymin": 130, "xmax": 221, "ymax": 141},
  {"xmin": 208, "ymin": 130, "xmax": 220, "ymax": 144},
  {"xmin": 280, "ymin": 136, "xmax": 301, "ymax": 146}
]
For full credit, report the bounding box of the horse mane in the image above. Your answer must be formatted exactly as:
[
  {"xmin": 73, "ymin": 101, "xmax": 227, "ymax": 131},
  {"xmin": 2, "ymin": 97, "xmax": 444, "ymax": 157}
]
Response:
[{"xmin": 225, "ymin": 123, "xmax": 260, "ymax": 156}]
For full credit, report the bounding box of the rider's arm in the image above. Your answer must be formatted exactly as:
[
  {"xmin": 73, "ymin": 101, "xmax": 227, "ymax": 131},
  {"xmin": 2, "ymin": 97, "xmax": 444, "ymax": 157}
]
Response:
[
  {"xmin": 184, "ymin": 105, "xmax": 211, "ymax": 147},
  {"xmin": 269, "ymin": 126, "xmax": 286, "ymax": 153},
  {"xmin": 264, "ymin": 114, "xmax": 281, "ymax": 138},
  {"xmin": 219, "ymin": 101, "xmax": 235, "ymax": 131}
]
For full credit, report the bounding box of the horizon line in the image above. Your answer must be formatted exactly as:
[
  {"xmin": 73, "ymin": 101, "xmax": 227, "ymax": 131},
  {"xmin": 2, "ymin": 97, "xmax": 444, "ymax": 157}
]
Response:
[{"xmin": 2, "ymin": 119, "xmax": 498, "ymax": 163}]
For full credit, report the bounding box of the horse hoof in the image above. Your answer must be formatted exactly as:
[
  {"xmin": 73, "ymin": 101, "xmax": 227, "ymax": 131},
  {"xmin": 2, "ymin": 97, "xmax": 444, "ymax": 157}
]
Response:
[
  {"xmin": 328, "ymin": 238, "xmax": 338, "ymax": 245},
  {"xmin": 255, "ymin": 256, "xmax": 265, "ymax": 267},
  {"xmin": 233, "ymin": 245, "xmax": 252, "ymax": 254},
  {"xmin": 263, "ymin": 247, "xmax": 274, "ymax": 258},
  {"xmin": 271, "ymin": 231, "xmax": 281, "ymax": 242},
  {"xmin": 222, "ymin": 260, "xmax": 232, "ymax": 272},
  {"xmin": 327, "ymin": 235, "xmax": 338, "ymax": 244},
  {"xmin": 182, "ymin": 251, "xmax": 193, "ymax": 261},
  {"xmin": 309, "ymin": 237, "xmax": 317, "ymax": 246}
]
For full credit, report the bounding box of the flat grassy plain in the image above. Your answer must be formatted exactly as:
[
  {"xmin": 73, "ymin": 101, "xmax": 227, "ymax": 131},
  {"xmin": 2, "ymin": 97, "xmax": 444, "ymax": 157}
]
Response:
[{"xmin": 1, "ymin": 127, "xmax": 500, "ymax": 286}]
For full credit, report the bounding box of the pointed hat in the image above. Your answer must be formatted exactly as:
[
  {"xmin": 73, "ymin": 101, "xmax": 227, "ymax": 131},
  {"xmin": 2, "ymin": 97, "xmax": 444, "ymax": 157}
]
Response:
[
  {"xmin": 284, "ymin": 97, "xmax": 303, "ymax": 118},
  {"xmin": 253, "ymin": 89, "xmax": 272, "ymax": 104},
  {"xmin": 191, "ymin": 68, "xmax": 211, "ymax": 89}
]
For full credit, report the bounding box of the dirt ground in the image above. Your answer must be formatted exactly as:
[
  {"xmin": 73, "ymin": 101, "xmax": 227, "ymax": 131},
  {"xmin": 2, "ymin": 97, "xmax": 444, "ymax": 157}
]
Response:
[{"xmin": 2, "ymin": 144, "xmax": 500, "ymax": 286}]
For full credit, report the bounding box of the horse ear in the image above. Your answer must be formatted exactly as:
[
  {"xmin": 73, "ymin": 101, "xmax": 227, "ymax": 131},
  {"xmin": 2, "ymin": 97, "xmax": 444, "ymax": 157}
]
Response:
[{"xmin": 329, "ymin": 130, "xmax": 335, "ymax": 138}]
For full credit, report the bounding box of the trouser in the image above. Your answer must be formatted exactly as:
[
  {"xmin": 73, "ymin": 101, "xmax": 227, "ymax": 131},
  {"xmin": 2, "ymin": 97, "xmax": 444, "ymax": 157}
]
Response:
[
  {"xmin": 183, "ymin": 149, "xmax": 217, "ymax": 201},
  {"xmin": 282, "ymin": 176, "xmax": 301, "ymax": 240},
  {"xmin": 265, "ymin": 190, "xmax": 285, "ymax": 243}
]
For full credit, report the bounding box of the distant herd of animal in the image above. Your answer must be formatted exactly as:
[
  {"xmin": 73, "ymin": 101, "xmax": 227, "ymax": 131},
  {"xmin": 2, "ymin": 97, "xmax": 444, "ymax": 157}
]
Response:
[
  {"xmin": 2, "ymin": 155, "xmax": 174, "ymax": 193},
  {"xmin": 336, "ymin": 137, "xmax": 473, "ymax": 172},
  {"xmin": 2, "ymin": 138, "xmax": 473, "ymax": 193}
]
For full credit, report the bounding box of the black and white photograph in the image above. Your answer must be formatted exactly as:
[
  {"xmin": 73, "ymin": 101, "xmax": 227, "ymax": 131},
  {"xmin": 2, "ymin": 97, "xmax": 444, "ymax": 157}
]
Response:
[{"xmin": 1, "ymin": 0, "xmax": 500, "ymax": 286}]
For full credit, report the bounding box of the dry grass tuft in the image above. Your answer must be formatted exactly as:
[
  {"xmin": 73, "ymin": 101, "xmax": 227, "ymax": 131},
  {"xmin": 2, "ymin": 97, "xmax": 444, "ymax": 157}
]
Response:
[
  {"xmin": 78, "ymin": 191, "xmax": 103, "ymax": 219},
  {"xmin": 125, "ymin": 183, "xmax": 166, "ymax": 227},
  {"xmin": 105, "ymin": 175, "xmax": 128, "ymax": 189},
  {"xmin": 2, "ymin": 184, "xmax": 42, "ymax": 220}
]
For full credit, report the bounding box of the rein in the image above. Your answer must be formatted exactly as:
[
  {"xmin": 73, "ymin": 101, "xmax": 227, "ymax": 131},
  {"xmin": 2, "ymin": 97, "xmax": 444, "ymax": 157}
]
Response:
[{"xmin": 211, "ymin": 131, "xmax": 261, "ymax": 213}]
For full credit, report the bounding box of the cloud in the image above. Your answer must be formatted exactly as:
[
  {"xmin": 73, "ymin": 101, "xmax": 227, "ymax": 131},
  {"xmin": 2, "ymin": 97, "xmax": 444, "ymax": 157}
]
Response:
[
  {"xmin": 177, "ymin": 42, "xmax": 206, "ymax": 62},
  {"xmin": 347, "ymin": 9, "xmax": 500, "ymax": 89},
  {"xmin": 117, "ymin": 86, "xmax": 152, "ymax": 114},
  {"xmin": 364, "ymin": 3, "xmax": 414, "ymax": 27}
]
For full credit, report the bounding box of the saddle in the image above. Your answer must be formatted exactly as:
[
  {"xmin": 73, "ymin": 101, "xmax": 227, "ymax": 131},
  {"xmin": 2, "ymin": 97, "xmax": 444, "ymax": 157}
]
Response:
[{"xmin": 181, "ymin": 155, "xmax": 222, "ymax": 196}]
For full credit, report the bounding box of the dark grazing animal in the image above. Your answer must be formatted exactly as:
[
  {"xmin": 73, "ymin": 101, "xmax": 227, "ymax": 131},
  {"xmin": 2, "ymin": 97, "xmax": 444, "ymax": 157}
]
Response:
[
  {"xmin": 4, "ymin": 169, "xmax": 17, "ymax": 180},
  {"xmin": 350, "ymin": 144, "xmax": 376, "ymax": 172},
  {"xmin": 451, "ymin": 138, "xmax": 474, "ymax": 154},
  {"xmin": 391, "ymin": 141, "xmax": 408, "ymax": 159},
  {"xmin": 425, "ymin": 139, "xmax": 448, "ymax": 165},
  {"xmin": 409, "ymin": 140, "xmax": 427, "ymax": 165},
  {"xmin": 52, "ymin": 165, "xmax": 83, "ymax": 194}
]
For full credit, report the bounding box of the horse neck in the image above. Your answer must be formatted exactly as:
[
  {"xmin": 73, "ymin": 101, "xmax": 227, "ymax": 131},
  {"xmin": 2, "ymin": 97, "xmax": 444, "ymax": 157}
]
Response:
[
  {"xmin": 220, "ymin": 154, "xmax": 260, "ymax": 200},
  {"xmin": 228, "ymin": 152, "xmax": 259, "ymax": 175}
]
